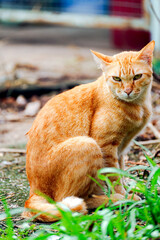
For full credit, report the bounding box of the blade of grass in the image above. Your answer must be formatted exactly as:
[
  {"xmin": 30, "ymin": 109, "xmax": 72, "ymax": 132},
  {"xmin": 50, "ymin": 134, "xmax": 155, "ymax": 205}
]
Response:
[
  {"xmin": 2, "ymin": 198, "xmax": 14, "ymax": 239},
  {"xmin": 134, "ymin": 140, "xmax": 152, "ymax": 155},
  {"xmin": 144, "ymin": 154, "xmax": 157, "ymax": 167}
]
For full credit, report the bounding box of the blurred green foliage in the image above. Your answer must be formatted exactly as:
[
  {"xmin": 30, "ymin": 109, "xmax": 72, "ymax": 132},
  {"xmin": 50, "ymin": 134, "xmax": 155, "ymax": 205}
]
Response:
[{"xmin": 153, "ymin": 58, "xmax": 160, "ymax": 75}]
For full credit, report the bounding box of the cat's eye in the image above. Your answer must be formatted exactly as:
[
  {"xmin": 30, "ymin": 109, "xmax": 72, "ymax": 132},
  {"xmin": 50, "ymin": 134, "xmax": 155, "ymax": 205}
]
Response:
[
  {"xmin": 112, "ymin": 76, "xmax": 121, "ymax": 82},
  {"xmin": 133, "ymin": 74, "xmax": 142, "ymax": 80}
]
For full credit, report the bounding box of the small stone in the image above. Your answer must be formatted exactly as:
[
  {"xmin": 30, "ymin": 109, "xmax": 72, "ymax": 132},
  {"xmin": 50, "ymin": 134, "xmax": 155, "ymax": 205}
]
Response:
[
  {"xmin": 16, "ymin": 95, "xmax": 27, "ymax": 106},
  {"xmin": 24, "ymin": 101, "xmax": 41, "ymax": 117}
]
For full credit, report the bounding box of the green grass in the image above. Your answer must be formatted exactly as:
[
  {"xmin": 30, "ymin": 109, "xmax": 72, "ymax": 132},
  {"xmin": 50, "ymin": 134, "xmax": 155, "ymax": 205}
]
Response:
[{"xmin": 0, "ymin": 150, "xmax": 160, "ymax": 240}]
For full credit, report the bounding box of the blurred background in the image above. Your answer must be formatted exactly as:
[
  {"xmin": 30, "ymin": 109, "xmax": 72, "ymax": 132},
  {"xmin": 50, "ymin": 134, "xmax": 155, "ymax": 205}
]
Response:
[{"xmin": 0, "ymin": 0, "xmax": 160, "ymax": 148}]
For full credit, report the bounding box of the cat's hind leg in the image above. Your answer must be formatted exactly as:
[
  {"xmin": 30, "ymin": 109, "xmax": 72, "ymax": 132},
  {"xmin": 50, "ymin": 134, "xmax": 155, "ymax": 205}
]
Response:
[
  {"xmin": 85, "ymin": 193, "xmax": 125, "ymax": 209},
  {"xmin": 23, "ymin": 136, "xmax": 105, "ymax": 222},
  {"xmin": 49, "ymin": 136, "xmax": 105, "ymax": 201}
]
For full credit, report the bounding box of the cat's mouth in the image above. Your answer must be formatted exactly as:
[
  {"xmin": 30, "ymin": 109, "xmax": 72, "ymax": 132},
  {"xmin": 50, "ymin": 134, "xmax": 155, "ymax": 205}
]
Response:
[{"xmin": 116, "ymin": 91, "xmax": 140, "ymax": 102}]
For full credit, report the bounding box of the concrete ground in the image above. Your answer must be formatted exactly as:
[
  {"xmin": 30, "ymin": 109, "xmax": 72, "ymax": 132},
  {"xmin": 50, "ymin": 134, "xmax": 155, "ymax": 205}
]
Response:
[
  {"xmin": 0, "ymin": 25, "xmax": 118, "ymax": 147},
  {"xmin": 0, "ymin": 25, "xmax": 118, "ymax": 79}
]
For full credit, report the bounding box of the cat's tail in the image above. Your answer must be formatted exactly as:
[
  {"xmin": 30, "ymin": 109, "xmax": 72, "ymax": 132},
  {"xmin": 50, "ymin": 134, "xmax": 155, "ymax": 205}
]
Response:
[{"xmin": 22, "ymin": 194, "xmax": 87, "ymax": 222}]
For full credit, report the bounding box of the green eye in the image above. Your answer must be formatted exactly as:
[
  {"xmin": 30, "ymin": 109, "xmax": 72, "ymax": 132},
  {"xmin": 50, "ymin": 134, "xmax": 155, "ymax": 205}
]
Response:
[
  {"xmin": 112, "ymin": 76, "xmax": 121, "ymax": 82},
  {"xmin": 133, "ymin": 74, "xmax": 142, "ymax": 80}
]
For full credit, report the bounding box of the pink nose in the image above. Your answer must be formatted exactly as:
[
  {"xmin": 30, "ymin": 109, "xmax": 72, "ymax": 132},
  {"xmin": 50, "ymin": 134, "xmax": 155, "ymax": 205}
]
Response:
[{"xmin": 124, "ymin": 88, "xmax": 132, "ymax": 95}]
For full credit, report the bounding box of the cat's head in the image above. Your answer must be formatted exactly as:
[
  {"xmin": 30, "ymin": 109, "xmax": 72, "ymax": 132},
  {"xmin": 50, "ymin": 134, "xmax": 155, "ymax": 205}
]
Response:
[{"xmin": 91, "ymin": 41, "xmax": 155, "ymax": 102}]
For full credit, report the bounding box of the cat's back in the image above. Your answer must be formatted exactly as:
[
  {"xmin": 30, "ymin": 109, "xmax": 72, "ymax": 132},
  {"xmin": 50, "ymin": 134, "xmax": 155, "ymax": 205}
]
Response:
[{"xmin": 27, "ymin": 80, "xmax": 99, "ymax": 145}]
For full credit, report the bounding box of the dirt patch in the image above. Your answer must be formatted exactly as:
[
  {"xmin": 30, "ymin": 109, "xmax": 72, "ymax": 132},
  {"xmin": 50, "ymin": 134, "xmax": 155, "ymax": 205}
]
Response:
[
  {"xmin": 0, "ymin": 118, "xmax": 33, "ymax": 148},
  {"xmin": 0, "ymin": 153, "xmax": 28, "ymax": 209}
]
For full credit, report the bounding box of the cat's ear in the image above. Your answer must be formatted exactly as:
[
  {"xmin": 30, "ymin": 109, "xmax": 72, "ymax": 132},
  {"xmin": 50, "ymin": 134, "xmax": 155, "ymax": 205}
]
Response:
[
  {"xmin": 90, "ymin": 50, "xmax": 112, "ymax": 71},
  {"xmin": 136, "ymin": 40, "xmax": 155, "ymax": 65}
]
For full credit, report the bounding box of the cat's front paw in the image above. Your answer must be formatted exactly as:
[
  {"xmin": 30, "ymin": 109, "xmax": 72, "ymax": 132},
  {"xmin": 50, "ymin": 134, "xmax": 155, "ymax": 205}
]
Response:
[
  {"xmin": 111, "ymin": 193, "xmax": 125, "ymax": 203},
  {"xmin": 127, "ymin": 193, "xmax": 141, "ymax": 201}
]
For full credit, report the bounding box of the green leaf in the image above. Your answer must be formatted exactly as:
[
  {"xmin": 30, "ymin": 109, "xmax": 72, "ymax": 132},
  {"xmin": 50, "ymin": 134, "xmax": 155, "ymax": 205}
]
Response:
[
  {"xmin": 98, "ymin": 167, "xmax": 132, "ymax": 178},
  {"xmin": 144, "ymin": 154, "xmax": 157, "ymax": 168},
  {"xmin": 134, "ymin": 140, "xmax": 152, "ymax": 155},
  {"xmin": 127, "ymin": 209, "xmax": 137, "ymax": 237},
  {"xmin": 146, "ymin": 166, "xmax": 160, "ymax": 189}
]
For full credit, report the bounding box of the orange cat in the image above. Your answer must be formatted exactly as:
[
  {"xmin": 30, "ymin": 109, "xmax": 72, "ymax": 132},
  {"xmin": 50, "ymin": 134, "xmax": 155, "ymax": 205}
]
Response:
[{"xmin": 23, "ymin": 41, "xmax": 155, "ymax": 222}]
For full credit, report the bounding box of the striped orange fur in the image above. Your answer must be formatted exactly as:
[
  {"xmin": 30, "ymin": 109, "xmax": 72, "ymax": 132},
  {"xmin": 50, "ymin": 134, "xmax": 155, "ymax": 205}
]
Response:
[{"xmin": 23, "ymin": 41, "xmax": 155, "ymax": 222}]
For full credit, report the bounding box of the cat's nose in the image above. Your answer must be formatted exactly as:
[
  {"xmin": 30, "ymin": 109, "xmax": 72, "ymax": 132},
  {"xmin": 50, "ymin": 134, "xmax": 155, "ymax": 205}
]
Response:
[{"xmin": 124, "ymin": 88, "xmax": 132, "ymax": 95}]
